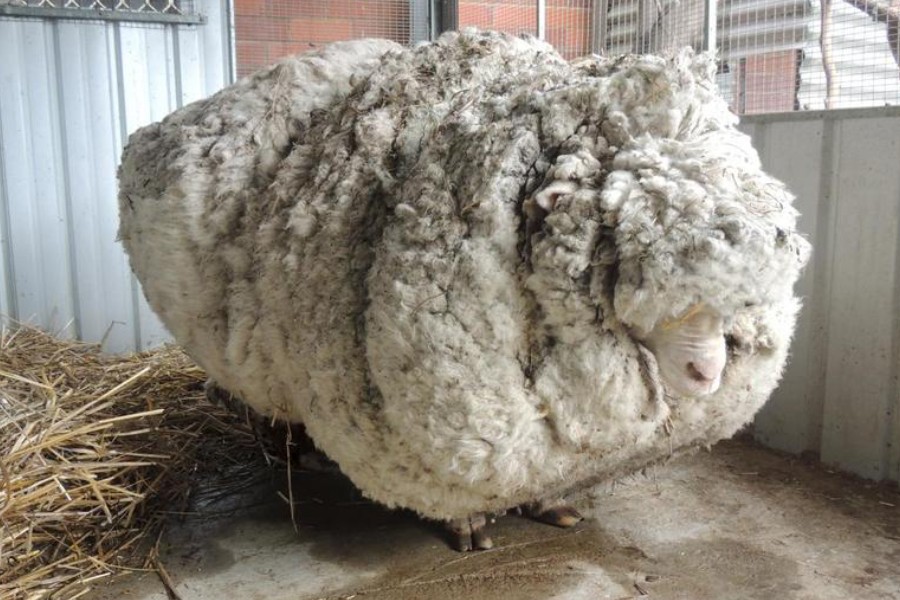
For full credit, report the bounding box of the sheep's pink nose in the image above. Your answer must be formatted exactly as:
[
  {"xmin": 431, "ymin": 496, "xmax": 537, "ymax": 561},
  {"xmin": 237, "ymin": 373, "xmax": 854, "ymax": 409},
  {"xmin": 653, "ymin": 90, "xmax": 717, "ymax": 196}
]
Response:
[{"xmin": 687, "ymin": 360, "xmax": 720, "ymax": 383}]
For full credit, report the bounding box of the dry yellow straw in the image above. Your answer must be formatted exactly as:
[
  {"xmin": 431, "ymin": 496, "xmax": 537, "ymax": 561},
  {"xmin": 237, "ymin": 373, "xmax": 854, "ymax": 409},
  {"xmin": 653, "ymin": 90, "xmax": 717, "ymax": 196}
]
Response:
[{"xmin": 0, "ymin": 326, "xmax": 260, "ymax": 599}]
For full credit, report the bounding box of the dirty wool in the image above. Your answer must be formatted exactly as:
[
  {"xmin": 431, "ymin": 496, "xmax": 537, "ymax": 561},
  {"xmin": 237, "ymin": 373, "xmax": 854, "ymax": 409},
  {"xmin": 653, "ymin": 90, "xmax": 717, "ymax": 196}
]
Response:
[{"xmin": 118, "ymin": 31, "xmax": 811, "ymax": 521}]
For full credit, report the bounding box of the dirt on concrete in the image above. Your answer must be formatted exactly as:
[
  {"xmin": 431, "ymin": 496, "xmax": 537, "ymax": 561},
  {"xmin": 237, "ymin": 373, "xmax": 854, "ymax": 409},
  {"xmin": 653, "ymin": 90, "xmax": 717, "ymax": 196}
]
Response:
[{"xmin": 97, "ymin": 437, "xmax": 900, "ymax": 600}]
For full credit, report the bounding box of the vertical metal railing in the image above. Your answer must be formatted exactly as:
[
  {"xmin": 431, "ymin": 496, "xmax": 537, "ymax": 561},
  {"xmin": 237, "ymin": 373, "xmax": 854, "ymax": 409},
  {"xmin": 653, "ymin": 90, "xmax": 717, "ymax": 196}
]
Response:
[
  {"xmin": 702, "ymin": 0, "xmax": 717, "ymax": 53},
  {"xmin": 536, "ymin": 0, "xmax": 546, "ymax": 40},
  {"xmin": 421, "ymin": 0, "xmax": 458, "ymax": 39},
  {"xmin": 591, "ymin": 0, "xmax": 609, "ymax": 53}
]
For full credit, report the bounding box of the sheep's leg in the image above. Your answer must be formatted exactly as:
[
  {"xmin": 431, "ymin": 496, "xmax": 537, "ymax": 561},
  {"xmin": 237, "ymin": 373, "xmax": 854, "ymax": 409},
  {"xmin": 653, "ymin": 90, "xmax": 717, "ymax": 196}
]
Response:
[
  {"xmin": 522, "ymin": 498, "xmax": 583, "ymax": 528},
  {"xmin": 204, "ymin": 379, "xmax": 248, "ymax": 415},
  {"xmin": 445, "ymin": 513, "xmax": 494, "ymax": 551},
  {"xmin": 204, "ymin": 379, "xmax": 336, "ymax": 472}
]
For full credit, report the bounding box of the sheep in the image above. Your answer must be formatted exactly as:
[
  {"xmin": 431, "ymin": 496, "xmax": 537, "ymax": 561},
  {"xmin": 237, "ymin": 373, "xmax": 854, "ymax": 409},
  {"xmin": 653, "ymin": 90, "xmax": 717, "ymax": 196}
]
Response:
[{"xmin": 118, "ymin": 30, "xmax": 811, "ymax": 550}]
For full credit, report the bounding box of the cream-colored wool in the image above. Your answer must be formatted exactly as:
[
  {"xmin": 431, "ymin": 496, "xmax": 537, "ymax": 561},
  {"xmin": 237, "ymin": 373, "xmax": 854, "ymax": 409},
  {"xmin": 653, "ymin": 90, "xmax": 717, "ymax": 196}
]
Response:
[{"xmin": 118, "ymin": 31, "xmax": 811, "ymax": 521}]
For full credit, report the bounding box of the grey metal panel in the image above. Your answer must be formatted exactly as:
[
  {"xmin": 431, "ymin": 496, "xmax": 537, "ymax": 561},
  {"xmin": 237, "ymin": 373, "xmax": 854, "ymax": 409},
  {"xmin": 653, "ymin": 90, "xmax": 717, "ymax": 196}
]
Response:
[
  {"xmin": 743, "ymin": 119, "xmax": 826, "ymax": 455},
  {"xmin": 744, "ymin": 112, "xmax": 900, "ymax": 483},
  {"xmin": 0, "ymin": 3, "xmax": 230, "ymax": 349},
  {"xmin": 819, "ymin": 117, "xmax": 900, "ymax": 480}
]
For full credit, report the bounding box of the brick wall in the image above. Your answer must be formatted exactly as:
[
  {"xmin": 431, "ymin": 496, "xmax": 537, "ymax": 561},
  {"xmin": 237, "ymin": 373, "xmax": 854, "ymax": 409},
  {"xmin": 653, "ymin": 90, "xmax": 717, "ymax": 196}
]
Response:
[
  {"xmin": 546, "ymin": 1, "xmax": 592, "ymax": 59},
  {"xmin": 734, "ymin": 51, "xmax": 800, "ymax": 114},
  {"xmin": 234, "ymin": 0, "xmax": 410, "ymax": 77},
  {"xmin": 458, "ymin": 0, "xmax": 593, "ymax": 59},
  {"xmin": 459, "ymin": 0, "xmax": 537, "ymax": 37}
]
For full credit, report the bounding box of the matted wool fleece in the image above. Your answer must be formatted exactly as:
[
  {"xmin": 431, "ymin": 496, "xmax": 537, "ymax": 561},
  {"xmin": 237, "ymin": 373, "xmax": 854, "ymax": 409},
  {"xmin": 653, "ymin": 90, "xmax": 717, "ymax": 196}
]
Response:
[{"xmin": 118, "ymin": 31, "xmax": 811, "ymax": 521}]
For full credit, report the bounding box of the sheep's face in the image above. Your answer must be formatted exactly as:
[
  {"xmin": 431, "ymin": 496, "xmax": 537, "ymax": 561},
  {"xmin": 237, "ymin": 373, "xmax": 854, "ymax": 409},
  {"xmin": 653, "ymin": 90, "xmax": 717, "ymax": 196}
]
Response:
[{"xmin": 639, "ymin": 306, "xmax": 727, "ymax": 398}]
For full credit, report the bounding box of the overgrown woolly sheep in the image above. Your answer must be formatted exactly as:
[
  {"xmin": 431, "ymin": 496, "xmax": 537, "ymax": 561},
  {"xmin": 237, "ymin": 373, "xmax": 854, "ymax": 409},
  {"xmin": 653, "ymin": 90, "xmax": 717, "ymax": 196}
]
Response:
[{"xmin": 118, "ymin": 31, "xmax": 811, "ymax": 550}]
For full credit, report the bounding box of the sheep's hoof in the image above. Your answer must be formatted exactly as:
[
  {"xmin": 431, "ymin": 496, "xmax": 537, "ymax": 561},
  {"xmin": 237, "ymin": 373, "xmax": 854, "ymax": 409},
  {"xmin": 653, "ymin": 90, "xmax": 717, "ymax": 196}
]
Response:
[
  {"xmin": 445, "ymin": 513, "xmax": 494, "ymax": 552},
  {"xmin": 523, "ymin": 500, "xmax": 583, "ymax": 528}
]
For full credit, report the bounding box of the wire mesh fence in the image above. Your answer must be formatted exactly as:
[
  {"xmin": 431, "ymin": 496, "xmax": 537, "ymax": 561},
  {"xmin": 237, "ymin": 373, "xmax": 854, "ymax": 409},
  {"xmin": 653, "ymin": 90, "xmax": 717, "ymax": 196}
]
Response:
[
  {"xmin": 230, "ymin": 0, "xmax": 900, "ymax": 114},
  {"xmin": 458, "ymin": 0, "xmax": 537, "ymax": 39},
  {"xmin": 234, "ymin": 0, "xmax": 411, "ymax": 77}
]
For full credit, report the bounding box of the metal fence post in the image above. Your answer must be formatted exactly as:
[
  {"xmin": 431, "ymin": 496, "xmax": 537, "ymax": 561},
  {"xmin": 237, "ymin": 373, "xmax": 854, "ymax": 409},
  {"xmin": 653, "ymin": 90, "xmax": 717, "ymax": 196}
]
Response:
[
  {"xmin": 537, "ymin": 0, "xmax": 546, "ymax": 40},
  {"xmin": 702, "ymin": 0, "xmax": 718, "ymax": 53},
  {"xmin": 637, "ymin": 0, "xmax": 646, "ymax": 52},
  {"xmin": 410, "ymin": 0, "xmax": 431, "ymax": 43},
  {"xmin": 591, "ymin": 0, "xmax": 608, "ymax": 54},
  {"xmin": 439, "ymin": 0, "xmax": 458, "ymax": 35}
]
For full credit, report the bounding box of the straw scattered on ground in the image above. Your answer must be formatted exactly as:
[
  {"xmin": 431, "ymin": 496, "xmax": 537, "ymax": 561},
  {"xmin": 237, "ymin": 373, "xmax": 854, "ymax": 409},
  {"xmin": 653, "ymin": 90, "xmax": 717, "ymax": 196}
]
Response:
[{"xmin": 0, "ymin": 326, "xmax": 264, "ymax": 599}]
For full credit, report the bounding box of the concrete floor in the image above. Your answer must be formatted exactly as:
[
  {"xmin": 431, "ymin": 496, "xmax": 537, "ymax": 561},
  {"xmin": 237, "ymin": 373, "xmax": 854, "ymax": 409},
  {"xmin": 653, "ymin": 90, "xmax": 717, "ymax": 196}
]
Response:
[{"xmin": 98, "ymin": 438, "xmax": 900, "ymax": 600}]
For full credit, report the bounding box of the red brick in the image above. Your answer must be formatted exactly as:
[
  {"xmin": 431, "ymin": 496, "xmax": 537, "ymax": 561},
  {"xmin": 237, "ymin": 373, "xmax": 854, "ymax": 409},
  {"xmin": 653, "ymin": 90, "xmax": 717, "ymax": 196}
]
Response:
[
  {"xmin": 547, "ymin": 0, "xmax": 593, "ymax": 7},
  {"xmin": 476, "ymin": 0, "xmax": 533, "ymax": 5},
  {"xmin": 493, "ymin": 4, "xmax": 536, "ymax": 34},
  {"xmin": 289, "ymin": 17, "xmax": 354, "ymax": 44},
  {"xmin": 234, "ymin": 0, "xmax": 266, "ymax": 16},
  {"xmin": 236, "ymin": 14, "xmax": 289, "ymax": 43},
  {"xmin": 269, "ymin": 41, "xmax": 317, "ymax": 61},
  {"xmin": 739, "ymin": 51, "xmax": 798, "ymax": 114},
  {"xmin": 547, "ymin": 23, "xmax": 589, "ymax": 52},
  {"xmin": 267, "ymin": 0, "xmax": 327, "ymax": 18},
  {"xmin": 459, "ymin": 3, "xmax": 494, "ymax": 27},
  {"xmin": 236, "ymin": 40, "xmax": 269, "ymax": 76},
  {"xmin": 354, "ymin": 22, "xmax": 410, "ymax": 42},
  {"xmin": 332, "ymin": 0, "xmax": 408, "ymax": 19},
  {"xmin": 547, "ymin": 6, "xmax": 589, "ymax": 29}
]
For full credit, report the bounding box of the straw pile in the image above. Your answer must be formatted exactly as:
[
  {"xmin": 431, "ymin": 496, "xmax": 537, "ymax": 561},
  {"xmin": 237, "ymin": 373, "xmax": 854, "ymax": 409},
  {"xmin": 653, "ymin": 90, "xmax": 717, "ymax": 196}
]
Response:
[{"xmin": 0, "ymin": 325, "xmax": 263, "ymax": 599}]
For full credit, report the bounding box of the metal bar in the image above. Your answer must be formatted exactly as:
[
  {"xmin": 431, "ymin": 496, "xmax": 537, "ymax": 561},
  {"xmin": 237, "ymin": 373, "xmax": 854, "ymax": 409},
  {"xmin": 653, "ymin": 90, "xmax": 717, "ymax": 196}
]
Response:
[
  {"xmin": 0, "ymin": 64, "xmax": 18, "ymax": 321},
  {"xmin": 537, "ymin": 0, "xmax": 546, "ymax": 40},
  {"xmin": 441, "ymin": 0, "xmax": 458, "ymax": 33},
  {"xmin": 739, "ymin": 104, "xmax": 900, "ymax": 123},
  {"xmin": 226, "ymin": 0, "xmax": 237, "ymax": 83},
  {"xmin": 0, "ymin": 5, "xmax": 204, "ymax": 25},
  {"xmin": 410, "ymin": 0, "xmax": 431, "ymax": 43},
  {"xmin": 702, "ymin": 0, "xmax": 718, "ymax": 53},
  {"xmin": 50, "ymin": 19, "xmax": 83, "ymax": 340},
  {"xmin": 111, "ymin": 20, "xmax": 143, "ymax": 350},
  {"xmin": 429, "ymin": 0, "xmax": 437, "ymax": 38},
  {"xmin": 636, "ymin": 0, "xmax": 646, "ymax": 52},
  {"xmin": 591, "ymin": 0, "xmax": 609, "ymax": 54}
]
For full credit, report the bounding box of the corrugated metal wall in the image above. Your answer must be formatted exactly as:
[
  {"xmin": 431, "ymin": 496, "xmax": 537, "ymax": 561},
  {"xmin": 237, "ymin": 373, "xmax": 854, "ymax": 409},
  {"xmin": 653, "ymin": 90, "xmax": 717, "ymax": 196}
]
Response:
[
  {"xmin": 0, "ymin": 1, "xmax": 231, "ymax": 352},
  {"xmin": 741, "ymin": 107, "xmax": 900, "ymax": 483}
]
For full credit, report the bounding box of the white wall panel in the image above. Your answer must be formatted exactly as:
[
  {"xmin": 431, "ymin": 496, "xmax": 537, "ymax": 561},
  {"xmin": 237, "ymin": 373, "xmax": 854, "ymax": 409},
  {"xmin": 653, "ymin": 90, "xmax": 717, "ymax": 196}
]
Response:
[
  {"xmin": 0, "ymin": 0, "xmax": 231, "ymax": 351},
  {"xmin": 118, "ymin": 23, "xmax": 180, "ymax": 350},
  {"xmin": 742, "ymin": 107, "xmax": 900, "ymax": 483},
  {"xmin": 55, "ymin": 21, "xmax": 135, "ymax": 352},
  {"xmin": 0, "ymin": 20, "xmax": 76, "ymax": 337}
]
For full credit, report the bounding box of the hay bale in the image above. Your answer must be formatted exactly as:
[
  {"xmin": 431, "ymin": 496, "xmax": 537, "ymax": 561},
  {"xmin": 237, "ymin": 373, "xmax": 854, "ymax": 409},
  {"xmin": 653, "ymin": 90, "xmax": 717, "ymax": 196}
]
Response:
[{"xmin": 0, "ymin": 326, "xmax": 260, "ymax": 599}]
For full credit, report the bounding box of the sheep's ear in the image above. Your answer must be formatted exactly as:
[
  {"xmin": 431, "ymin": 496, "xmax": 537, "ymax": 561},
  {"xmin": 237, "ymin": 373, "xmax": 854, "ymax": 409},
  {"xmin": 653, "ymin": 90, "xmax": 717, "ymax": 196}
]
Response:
[{"xmin": 531, "ymin": 180, "xmax": 578, "ymax": 213}]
